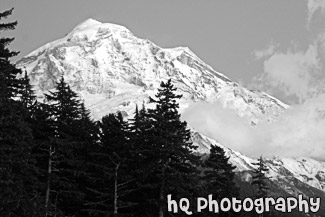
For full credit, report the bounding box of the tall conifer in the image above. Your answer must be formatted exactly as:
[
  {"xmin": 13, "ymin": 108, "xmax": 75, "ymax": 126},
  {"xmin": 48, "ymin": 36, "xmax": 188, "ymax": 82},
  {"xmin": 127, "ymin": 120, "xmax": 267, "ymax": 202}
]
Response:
[
  {"xmin": 42, "ymin": 75, "xmax": 85, "ymax": 216},
  {"xmin": 202, "ymin": 145, "xmax": 239, "ymax": 217},
  {"xmin": 138, "ymin": 79, "xmax": 199, "ymax": 217},
  {"xmin": 19, "ymin": 69, "xmax": 36, "ymax": 111},
  {"xmin": 251, "ymin": 156, "xmax": 269, "ymax": 198},
  {"xmin": 0, "ymin": 8, "xmax": 43, "ymax": 216},
  {"xmin": 85, "ymin": 112, "xmax": 135, "ymax": 216}
]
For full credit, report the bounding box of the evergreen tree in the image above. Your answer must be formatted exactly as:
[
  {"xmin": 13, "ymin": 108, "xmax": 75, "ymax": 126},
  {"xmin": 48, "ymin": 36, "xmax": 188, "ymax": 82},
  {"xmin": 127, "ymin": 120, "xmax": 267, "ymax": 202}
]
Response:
[
  {"xmin": 85, "ymin": 112, "xmax": 135, "ymax": 216},
  {"xmin": 19, "ymin": 69, "xmax": 36, "ymax": 111},
  {"xmin": 129, "ymin": 103, "xmax": 151, "ymax": 164},
  {"xmin": 0, "ymin": 8, "xmax": 43, "ymax": 216},
  {"xmin": 251, "ymin": 156, "xmax": 269, "ymax": 199},
  {"xmin": 45, "ymin": 75, "xmax": 81, "ymax": 137},
  {"xmin": 0, "ymin": 8, "xmax": 21, "ymax": 102},
  {"xmin": 76, "ymin": 102, "xmax": 99, "ymax": 145},
  {"xmin": 137, "ymin": 79, "xmax": 199, "ymax": 217},
  {"xmin": 251, "ymin": 156, "xmax": 269, "ymax": 217},
  {"xmin": 202, "ymin": 145, "xmax": 239, "ymax": 217},
  {"xmin": 32, "ymin": 99, "xmax": 99, "ymax": 217},
  {"xmin": 203, "ymin": 145, "xmax": 238, "ymax": 197},
  {"xmin": 41, "ymin": 75, "xmax": 85, "ymax": 216},
  {"xmin": 72, "ymin": 102, "xmax": 100, "ymax": 217},
  {"xmin": 130, "ymin": 104, "xmax": 141, "ymax": 142}
]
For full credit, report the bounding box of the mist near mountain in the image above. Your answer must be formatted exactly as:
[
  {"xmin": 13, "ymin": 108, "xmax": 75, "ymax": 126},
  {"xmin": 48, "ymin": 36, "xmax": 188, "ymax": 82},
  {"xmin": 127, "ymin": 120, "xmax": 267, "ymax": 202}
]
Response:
[{"xmin": 183, "ymin": 93, "xmax": 325, "ymax": 160}]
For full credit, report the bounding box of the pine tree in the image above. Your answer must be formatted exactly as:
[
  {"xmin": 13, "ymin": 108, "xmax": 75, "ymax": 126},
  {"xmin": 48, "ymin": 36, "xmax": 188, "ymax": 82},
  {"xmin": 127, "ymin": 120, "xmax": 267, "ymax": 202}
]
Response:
[
  {"xmin": 251, "ymin": 156, "xmax": 269, "ymax": 217},
  {"xmin": 202, "ymin": 145, "xmax": 239, "ymax": 217},
  {"xmin": 76, "ymin": 102, "xmax": 99, "ymax": 145},
  {"xmin": 203, "ymin": 145, "xmax": 238, "ymax": 197},
  {"xmin": 128, "ymin": 103, "xmax": 161, "ymax": 217},
  {"xmin": 129, "ymin": 103, "xmax": 151, "ymax": 164},
  {"xmin": 0, "ymin": 8, "xmax": 21, "ymax": 102},
  {"xmin": 0, "ymin": 8, "xmax": 43, "ymax": 216},
  {"xmin": 45, "ymin": 75, "xmax": 81, "ymax": 137},
  {"xmin": 41, "ymin": 75, "xmax": 85, "ymax": 216},
  {"xmin": 70, "ymin": 102, "xmax": 100, "ymax": 217},
  {"xmin": 137, "ymin": 79, "xmax": 199, "ymax": 217},
  {"xmin": 130, "ymin": 104, "xmax": 141, "ymax": 142},
  {"xmin": 19, "ymin": 69, "xmax": 36, "ymax": 111},
  {"xmin": 251, "ymin": 156, "xmax": 269, "ymax": 199},
  {"xmin": 85, "ymin": 112, "xmax": 135, "ymax": 216},
  {"xmin": 103, "ymin": 113, "xmax": 135, "ymax": 216}
]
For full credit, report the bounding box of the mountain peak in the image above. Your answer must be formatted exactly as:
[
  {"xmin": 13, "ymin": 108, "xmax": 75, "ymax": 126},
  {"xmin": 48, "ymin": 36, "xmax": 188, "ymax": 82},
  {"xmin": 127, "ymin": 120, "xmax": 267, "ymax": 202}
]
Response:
[
  {"xmin": 71, "ymin": 18, "xmax": 130, "ymax": 34},
  {"xmin": 73, "ymin": 18, "xmax": 102, "ymax": 30}
]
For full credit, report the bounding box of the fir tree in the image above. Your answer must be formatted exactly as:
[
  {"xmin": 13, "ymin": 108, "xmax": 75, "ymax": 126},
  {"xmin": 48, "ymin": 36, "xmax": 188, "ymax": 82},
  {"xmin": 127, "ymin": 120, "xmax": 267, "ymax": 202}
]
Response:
[
  {"xmin": 0, "ymin": 8, "xmax": 43, "ymax": 216},
  {"xmin": 203, "ymin": 145, "xmax": 238, "ymax": 197},
  {"xmin": 202, "ymin": 145, "xmax": 239, "ymax": 217},
  {"xmin": 19, "ymin": 69, "xmax": 36, "ymax": 111},
  {"xmin": 138, "ymin": 79, "xmax": 199, "ymax": 217},
  {"xmin": 71, "ymin": 102, "xmax": 100, "ymax": 217},
  {"xmin": 0, "ymin": 8, "xmax": 21, "ymax": 102},
  {"xmin": 41, "ymin": 75, "xmax": 85, "ymax": 216},
  {"xmin": 251, "ymin": 156, "xmax": 269, "ymax": 199},
  {"xmin": 76, "ymin": 102, "xmax": 99, "ymax": 145},
  {"xmin": 129, "ymin": 103, "xmax": 151, "ymax": 163},
  {"xmin": 85, "ymin": 112, "xmax": 135, "ymax": 216},
  {"xmin": 45, "ymin": 75, "xmax": 81, "ymax": 136}
]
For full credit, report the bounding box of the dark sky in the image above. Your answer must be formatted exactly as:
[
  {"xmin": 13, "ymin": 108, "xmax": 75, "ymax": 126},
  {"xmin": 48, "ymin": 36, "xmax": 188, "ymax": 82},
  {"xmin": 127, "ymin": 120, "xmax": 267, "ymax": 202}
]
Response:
[{"xmin": 3, "ymin": 0, "xmax": 324, "ymax": 103}]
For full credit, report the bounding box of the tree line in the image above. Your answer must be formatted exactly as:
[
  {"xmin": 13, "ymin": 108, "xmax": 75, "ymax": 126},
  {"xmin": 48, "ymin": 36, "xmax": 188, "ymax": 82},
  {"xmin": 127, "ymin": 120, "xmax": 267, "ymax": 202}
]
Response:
[{"xmin": 0, "ymin": 8, "xmax": 274, "ymax": 217}]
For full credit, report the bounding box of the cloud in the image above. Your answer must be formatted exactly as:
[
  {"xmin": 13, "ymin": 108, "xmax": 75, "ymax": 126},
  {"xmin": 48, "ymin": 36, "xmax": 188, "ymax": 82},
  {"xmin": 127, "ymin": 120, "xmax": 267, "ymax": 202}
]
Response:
[
  {"xmin": 182, "ymin": 102, "xmax": 270, "ymax": 158},
  {"xmin": 266, "ymin": 94, "xmax": 325, "ymax": 160},
  {"xmin": 182, "ymin": 98, "xmax": 325, "ymax": 160},
  {"xmin": 252, "ymin": 41, "xmax": 322, "ymax": 102},
  {"xmin": 251, "ymin": 0, "xmax": 325, "ymax": 103},
  {"xmin": 306, "ymin": 0, "xmax": 325, "ymax": 27},
  {"xmin": 252, "ymin": 42, "xmax": 278, "ymax": 60},
  {"xmin": 225, "ymin": 0, "xmax": 325, "ymax": 160}
]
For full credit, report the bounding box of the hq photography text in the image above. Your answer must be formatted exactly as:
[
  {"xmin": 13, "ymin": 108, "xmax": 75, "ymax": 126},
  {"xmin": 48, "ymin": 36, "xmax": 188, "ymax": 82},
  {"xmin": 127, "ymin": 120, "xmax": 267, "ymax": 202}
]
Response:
[{"xmin": 167, "ymin": 194, "xmax": 321, "ymax": 215}]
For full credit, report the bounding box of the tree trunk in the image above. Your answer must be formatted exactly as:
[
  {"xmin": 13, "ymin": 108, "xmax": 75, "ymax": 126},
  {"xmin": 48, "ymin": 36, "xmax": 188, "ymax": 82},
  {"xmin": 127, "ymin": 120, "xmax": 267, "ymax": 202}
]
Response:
[
  {"xmin": 114, "ymin": 162, "xmax": 120, "ymax": 217},
  {"xmin": 45, "ymin": 145, "xmax": 54, "ymax": 216},
  {"xmin": 159, "ymin": 165, "xmax": 165, "ymax": 217}
]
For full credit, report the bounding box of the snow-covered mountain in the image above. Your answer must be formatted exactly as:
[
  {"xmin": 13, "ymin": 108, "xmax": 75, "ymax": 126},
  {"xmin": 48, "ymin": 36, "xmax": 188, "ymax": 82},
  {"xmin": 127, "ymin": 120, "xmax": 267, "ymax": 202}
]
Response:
[
  {"xmin": 17, "ymin": 18, "xmax": 325, "ymax": 197},
  {"xmin": 17, "ymin": 18, "xmax": 287, "ymax": 123}
]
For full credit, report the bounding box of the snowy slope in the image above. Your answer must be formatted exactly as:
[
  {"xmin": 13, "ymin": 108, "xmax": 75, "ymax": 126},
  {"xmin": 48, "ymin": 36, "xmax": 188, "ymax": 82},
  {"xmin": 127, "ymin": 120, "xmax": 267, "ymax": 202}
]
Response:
[
  {"xmin": 16, "ymin": 19, "xmax": 325, "ymax": 196},
  {"xmin": 17, "ymin": 18, "xmax": 287, "ymax": 122},
  {"xmin": 192, "ymin": 130, "xmax": 325, "ymax": 194}
]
